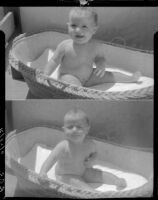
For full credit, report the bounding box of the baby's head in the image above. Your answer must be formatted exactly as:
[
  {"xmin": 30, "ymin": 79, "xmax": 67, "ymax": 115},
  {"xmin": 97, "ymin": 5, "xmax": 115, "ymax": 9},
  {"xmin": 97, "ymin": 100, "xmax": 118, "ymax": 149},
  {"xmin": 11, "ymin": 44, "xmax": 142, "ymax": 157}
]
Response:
[
  {"xmin": 69, "ymin": 7, "xmax": 98, "ymax": 27},
  {"xmin": 68, "ymin": 7, "xmax": 98, "ymax": 44},
  {"xmin": 63, "ymin": 108, "xmax": 90, "ymax": 142}
]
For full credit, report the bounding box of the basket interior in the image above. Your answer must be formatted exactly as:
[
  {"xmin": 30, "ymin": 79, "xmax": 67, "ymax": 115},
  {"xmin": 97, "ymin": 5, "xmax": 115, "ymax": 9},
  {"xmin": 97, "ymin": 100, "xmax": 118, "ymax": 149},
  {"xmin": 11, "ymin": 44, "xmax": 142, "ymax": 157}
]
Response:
[
  {"xmin": 12, "ymin": 31, "xmax": 69, "ymax": 63},
  {"xmin": 28, "ymin": 48, "xmax": 154, "ymax": 92},
  {"xmin": 6, "ymin": 127, "xmax": 64, "ymax": 159},
  {"xmin": 19, "ymin": 143, "xmax": 149, "ymax": 192}
]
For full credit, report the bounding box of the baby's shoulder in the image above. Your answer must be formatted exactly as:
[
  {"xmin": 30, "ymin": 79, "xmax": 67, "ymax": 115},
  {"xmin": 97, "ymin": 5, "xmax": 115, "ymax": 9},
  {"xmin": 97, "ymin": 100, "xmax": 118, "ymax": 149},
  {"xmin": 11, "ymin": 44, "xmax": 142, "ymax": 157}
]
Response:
[
  {"xmin": 58, "ymin": 39, "xmax": 72, "ymax": 48},
  {"xmin": 83, "ymin": 138, "xmax": 96, "ymax": 154},
  {"xmin": 84, "ymin": 137, "xmax": 96, "ymax": 148},
  {"xmin": 90, "ymin": 39, "xmax": 102, "ymax": 48},
  {"xmin": 56, "ymin": 39, "xmax": 72, "ymax": 54},
  {"xmin": 54, "ymin": 140, "xmax": 68, "ymax": 152},
  {"xmin": 90, "ymin": 40, "xmax": 105, "ymax": 56}
]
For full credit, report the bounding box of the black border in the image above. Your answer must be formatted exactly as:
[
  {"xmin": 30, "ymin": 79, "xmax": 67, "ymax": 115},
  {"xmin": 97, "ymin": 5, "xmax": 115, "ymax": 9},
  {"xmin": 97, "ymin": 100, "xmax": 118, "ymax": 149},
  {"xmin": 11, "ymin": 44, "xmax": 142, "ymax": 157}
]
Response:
[
  {"xmin": 0, "ymin": 0, "xmax": 157, "ymax": 7},
  {"xmin": 0, "ymin": 30, "xmax": 5, "ymax": 199},
  {"xmin": 154, "ymin": 31, "xmax": 157, "ymax": 198},
  {"xmin": 3, "ymin": 2, "xmax": 157, "ymax": 199}
]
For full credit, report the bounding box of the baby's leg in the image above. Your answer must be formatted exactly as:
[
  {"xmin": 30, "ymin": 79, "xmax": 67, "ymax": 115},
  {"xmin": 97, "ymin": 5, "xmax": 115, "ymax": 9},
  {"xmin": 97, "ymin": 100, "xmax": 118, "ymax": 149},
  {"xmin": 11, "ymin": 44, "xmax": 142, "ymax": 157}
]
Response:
[
  {"xmin": 112, "ymin": 71, "xmax": 141, "ymax": 83},
  {"xmin": 84, "ymin": 71, "xmax": 115, "ymax": 87},
  {"xmin": 56, "ymin": 174, "xmax": 94, "ymax": 191},
  {"xmin": 60, "ymin": 74, "xmax": 82, "ymax": 86},
  {"xmin": 84, "ymin": 70, "xmax": 141, "ymax": 87},
  {"xmin": 83, "ymin": 168, "xmax": 126, "ymax": 190}
]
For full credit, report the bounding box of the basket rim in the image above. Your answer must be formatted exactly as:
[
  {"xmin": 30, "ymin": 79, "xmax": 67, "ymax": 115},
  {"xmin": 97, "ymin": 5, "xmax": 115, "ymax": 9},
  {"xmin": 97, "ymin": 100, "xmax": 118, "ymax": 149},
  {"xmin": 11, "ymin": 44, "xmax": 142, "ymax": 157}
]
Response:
[
  {"xmin": 6, "ymin": 124, "xmax": 153, "ymax": 158},
  {"xmin": 11, "ymin": 30, "xmax": 153, "ymax": 54},
  {"xmin": 16, "ymin": 61, "xmax": 153, "ymax": 100}
]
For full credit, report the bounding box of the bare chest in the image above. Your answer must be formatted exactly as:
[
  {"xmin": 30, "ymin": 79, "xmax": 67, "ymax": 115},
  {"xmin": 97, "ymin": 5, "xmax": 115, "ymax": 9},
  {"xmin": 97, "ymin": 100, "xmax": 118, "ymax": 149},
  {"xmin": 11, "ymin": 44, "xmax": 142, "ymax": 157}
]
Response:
[
  {"xmin": 62, "ymin": 44, "xmax": 94, "ymax": 67},
  {"xmin": 62, "ymin": 144, "xmax": 90, "ymax": 164},
  {"xmin": 56, "ymin": 140, "xmax": 93, "ymax": 175}
]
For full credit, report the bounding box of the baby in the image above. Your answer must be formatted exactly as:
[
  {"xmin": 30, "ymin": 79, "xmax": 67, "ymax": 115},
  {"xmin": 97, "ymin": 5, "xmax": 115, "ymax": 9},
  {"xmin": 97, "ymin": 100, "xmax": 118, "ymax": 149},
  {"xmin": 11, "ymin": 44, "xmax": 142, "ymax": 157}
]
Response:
[
  {"xmin": 44, "ymin": 7, "xmax": 141, "ymax": 87},
  {"xmin": 40, "ymin": 108, "xmax": 127, "ymax": 191}
]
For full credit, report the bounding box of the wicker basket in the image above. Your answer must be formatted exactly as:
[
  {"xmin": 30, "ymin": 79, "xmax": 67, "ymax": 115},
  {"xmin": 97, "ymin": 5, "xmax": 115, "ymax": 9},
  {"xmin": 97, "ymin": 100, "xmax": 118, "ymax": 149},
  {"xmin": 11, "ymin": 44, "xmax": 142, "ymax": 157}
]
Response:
[
  {"xmin": 5, "ymin": 125, "xmax": 153, "ymax": 198},
  {"xmin": 9, "ymin": 31, "xmax": 153, "ymax": 100}
]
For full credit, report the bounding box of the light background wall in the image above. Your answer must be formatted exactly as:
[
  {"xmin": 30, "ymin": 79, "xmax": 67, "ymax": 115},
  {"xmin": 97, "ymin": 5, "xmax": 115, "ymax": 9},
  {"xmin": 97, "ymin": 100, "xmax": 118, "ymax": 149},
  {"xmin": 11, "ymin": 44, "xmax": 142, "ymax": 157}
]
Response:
[
  {"xmin": 11, "ymin": 100, "xmax": 153, "ymax": 148},
  {"xmin": 19, "ymin": 7, "xmax": 158, "ymax": 50}
]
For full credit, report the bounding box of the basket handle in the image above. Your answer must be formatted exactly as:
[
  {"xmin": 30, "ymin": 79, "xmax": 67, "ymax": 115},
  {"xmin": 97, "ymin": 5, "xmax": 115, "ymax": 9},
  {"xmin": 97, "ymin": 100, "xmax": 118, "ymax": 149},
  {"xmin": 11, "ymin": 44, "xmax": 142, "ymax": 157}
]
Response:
[
  {"xmin": 111, "ymin": 36, "xmax": 126, "ymax": 46},
  {"xmin": 37, "ymin": 173, "xmax": 61, "ymax": 190},
  {"xmin": 35, "ymin": 69, "xmax": 68, "ymax": 89},
  {"xmin": 35, "ymin": 71, "xmax": 56, "ymax": 87},
  {"xmin": 12, "ymin": 33, "xmax": 27, "ymax": 45},
  {"xmin": 45, "ymin": 75, "xmax": 68, "ymax": 90},
  {"xmin": 46, "ymin": 76, "xmax": 59, "ymax": 87},
  {"xmin": 12, "ymin": 31, "xmax": 40, "ymax": 45}
]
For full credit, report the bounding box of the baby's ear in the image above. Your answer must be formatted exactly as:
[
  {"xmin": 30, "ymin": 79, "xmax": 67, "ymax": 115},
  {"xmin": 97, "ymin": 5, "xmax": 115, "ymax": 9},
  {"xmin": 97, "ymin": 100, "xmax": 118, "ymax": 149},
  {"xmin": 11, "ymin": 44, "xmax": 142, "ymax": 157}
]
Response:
[
  {"xmin": 93, "ymin": 26, "xmax": 98, "ymax": 33},
  {"xmin": 86, "ymin": 125, "xmax": 91, "ymax": 133}
]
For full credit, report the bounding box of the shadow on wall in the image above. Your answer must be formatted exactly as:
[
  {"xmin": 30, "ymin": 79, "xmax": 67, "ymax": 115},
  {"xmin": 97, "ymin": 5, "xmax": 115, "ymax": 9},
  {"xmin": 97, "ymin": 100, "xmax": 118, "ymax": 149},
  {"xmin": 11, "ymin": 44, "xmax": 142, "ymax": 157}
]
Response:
[{"xmin": 19, "ymin": 7, "xmax": 158, "ymax": 50}]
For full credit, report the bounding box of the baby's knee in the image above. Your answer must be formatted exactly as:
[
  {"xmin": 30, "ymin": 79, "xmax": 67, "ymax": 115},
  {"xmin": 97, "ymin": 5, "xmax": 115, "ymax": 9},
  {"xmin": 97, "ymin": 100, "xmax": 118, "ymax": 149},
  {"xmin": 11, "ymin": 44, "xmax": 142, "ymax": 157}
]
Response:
[
  {"xmin": 83, "ymin": 168, "xmax": 103, "ymax": 183},
  {"xmin": 60, "ymin": 74, "xmax": 82, "ymax": 86},
  {"xmin": 106, "ymin": 71, "xmax": 115, "ymax": 82}
]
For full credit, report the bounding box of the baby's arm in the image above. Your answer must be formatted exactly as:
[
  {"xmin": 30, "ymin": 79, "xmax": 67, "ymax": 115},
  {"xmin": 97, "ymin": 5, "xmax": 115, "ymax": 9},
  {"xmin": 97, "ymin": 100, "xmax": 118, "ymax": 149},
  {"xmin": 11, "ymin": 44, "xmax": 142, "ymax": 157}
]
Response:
[
  {"xmin": 102, "ymin": 171, "xmax": 127, "ymax": 190},
  {"xmin": 94, "ymin": 56, "xmax": 107, "ymax": 77},
  {"xmin": 40, "ymin": 142, "xmax": 65, "ymax": 177},
  {"xmin": 94, "ymin": 43, "xmax": 141, "ymax": 82},
  {"xmin": 44, "ymin": 41, "xmax": 65, "ymax": 76},
  {"xmin": 93, "ymin": 44, "xmax": 107, "ymax": 78},
  {"xmin": 84, "ymin": 140, "xmax": 98, "ymax": 167}
]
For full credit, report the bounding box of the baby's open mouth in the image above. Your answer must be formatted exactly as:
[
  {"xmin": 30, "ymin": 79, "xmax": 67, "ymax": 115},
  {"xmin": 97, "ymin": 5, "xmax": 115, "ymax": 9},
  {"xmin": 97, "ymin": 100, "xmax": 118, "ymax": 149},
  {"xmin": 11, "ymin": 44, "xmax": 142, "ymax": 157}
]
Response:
[
  {"xmin": 69, "ymin": 133, "xmax": 82, "ymax": 138},
  {"xmin": 75, "ymin": 35, "xmax": 84, "ymax": 38}
]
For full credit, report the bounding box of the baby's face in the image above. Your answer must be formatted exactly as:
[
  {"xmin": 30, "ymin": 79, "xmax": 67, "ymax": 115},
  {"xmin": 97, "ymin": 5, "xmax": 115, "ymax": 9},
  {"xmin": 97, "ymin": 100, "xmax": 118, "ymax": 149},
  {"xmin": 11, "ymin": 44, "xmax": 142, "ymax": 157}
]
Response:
[
  {"xmin": 63, "ymin": 116, "xmax": 90, "ymax": 143},
  {"xmin": 68, "ymin": 14, "xmax": 97, "ymax": 44}
]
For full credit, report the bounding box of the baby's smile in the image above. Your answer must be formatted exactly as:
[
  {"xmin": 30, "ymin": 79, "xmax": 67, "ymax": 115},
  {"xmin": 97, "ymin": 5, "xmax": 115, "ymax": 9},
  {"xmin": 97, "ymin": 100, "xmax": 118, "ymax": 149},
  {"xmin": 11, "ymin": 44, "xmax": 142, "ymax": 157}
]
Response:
[
  {"xmin": 74, "ymin": 34, "xmax": 85, "ymax": 41},
  {"xmin": 75, "ymin": 34, "xmax": 84, "ymax": 38},
  {"xmin": 70, "ymin": 132, "xmax": 83, "ymax": 138}
]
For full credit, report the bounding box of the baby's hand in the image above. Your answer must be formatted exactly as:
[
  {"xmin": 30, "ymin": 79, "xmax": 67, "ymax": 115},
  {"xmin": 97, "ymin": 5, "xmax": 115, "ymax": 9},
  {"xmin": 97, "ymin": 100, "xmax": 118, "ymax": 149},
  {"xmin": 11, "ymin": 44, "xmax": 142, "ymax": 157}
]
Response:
[
  {"xmin": 93, "ymin": 67, "xmax": 105, "ymax": 78},
  {"xmin": 132, "ymin": 71, "xmax": 142, "ymax": 83},
  {"xmin": 40, "ymin": 173, "xmax": 48, "ymax": 178},
  {"xmin": 38, "ymin": 173, "xmax": 50, "ymax": 187},
  {"xmin": 84, "ymin": 152, "xmax": 97, "ymax": 167},
  {"xmin": 84, "ymin": 159, "xmax": 92, "ymax": 168},
  {"xmin": 115, "ymin": 178, "xmax": 127, "ymax": 190}
]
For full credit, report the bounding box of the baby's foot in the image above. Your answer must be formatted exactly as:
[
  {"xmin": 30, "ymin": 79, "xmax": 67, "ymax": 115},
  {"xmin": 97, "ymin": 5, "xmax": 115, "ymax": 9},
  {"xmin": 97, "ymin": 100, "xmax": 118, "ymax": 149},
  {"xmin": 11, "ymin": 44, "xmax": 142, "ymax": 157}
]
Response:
[
  {"xmin": 38, "ymin": 174, "xmax": 49, "ymax": 187},
  {"xmin": 132, "ymin": 71, "xmax": 142, "ymax": 82},
  {"xmin": 116, "ymin": 178, "xmax": 127, "ymax": 190}
]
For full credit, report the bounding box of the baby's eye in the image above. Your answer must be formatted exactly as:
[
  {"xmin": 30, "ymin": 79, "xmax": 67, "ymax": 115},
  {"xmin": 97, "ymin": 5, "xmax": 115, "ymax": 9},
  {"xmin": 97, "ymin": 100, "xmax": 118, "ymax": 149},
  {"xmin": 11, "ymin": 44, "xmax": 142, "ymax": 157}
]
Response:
[
  {"xmin": 65, "ymin": 125, "xmax": 83, "ymax": 130},
  {"xmin": 66, "ymin": 125, "xmax": 74, "ymax": 129},
  {"xmin": 76, "ymin": 126, "xmax": 83, "ymax": 129},
  {"xmin": 82, "ymin": 25, "xmax": 88, "ymax": 29},
  {"xmin": 71, "ymin": 24, "xmax": 77, "ymax": 28}
]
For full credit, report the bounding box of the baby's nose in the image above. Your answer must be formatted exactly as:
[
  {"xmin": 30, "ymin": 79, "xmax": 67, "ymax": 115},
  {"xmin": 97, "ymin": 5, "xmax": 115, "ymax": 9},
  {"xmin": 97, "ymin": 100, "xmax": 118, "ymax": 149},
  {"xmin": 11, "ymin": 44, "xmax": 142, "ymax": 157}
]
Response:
[
  {"xmin": 72, "ymin": 126, "xmax": 77, "ymax": 131},
  {"xmin": 76, "ymin": 27, "xmax": 81, "ymax": 32}
]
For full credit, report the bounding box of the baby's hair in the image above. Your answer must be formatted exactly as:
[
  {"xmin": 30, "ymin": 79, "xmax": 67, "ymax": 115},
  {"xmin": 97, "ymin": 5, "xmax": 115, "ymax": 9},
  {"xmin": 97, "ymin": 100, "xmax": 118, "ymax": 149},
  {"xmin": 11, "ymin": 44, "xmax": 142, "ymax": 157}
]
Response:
[
  {"xmin": 69, "ymin": 7, "xmax": 98, "ymax": 26},
  {"xmin": 64, "ymin": 108, "xmax": 90, "ymax": 125}
]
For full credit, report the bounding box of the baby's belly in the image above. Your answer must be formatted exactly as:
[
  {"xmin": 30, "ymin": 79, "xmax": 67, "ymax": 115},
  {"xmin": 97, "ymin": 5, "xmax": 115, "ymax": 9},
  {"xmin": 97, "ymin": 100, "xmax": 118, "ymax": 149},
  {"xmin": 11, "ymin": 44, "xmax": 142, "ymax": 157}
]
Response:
[
  {"xmin": 55, "ymin": 160, "xmax": 86, "ymax": 176},
  {"xmin": 59, "ymin": 64, "xmax": 93, "ymax": 84}
]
